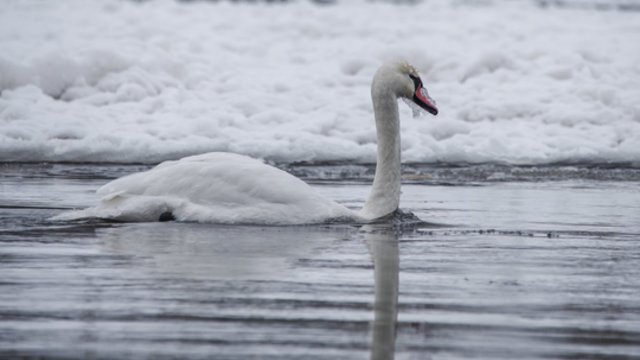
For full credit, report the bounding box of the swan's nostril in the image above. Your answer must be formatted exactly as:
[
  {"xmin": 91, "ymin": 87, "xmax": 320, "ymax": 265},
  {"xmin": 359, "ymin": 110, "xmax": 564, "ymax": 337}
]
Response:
[{"xmin": 419, "ymin": 87, "xmax": 436, "ymax": 106}]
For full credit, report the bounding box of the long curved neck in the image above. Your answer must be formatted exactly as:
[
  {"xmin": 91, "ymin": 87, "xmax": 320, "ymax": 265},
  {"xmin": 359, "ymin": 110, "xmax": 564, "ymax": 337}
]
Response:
[{"xmin": 361, "ymin": 88, "xmax": 402, "ymax": 220}]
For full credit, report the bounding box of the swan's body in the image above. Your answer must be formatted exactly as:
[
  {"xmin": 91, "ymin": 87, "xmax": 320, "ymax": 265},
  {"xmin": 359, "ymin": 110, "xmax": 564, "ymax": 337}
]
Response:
[
  {"xmin": 55, "ymin": 61, "xmax": 437, "ymax": 224},
  {"xmin": 85, "ymin": 152, "xmax": 355, "ymax": 224}
]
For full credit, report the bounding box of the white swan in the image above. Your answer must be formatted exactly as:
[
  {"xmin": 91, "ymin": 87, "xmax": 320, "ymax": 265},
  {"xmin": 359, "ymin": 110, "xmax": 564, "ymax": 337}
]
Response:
[{"xmin": 55, "ymin": 61, "xmax": 438, "ymax": 224}]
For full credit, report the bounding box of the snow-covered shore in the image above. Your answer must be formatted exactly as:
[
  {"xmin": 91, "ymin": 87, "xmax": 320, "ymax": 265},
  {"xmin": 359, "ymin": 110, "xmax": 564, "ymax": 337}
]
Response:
[{"xmin": 1, "ymin": 0, "xmax": 639, "ymax": 164}]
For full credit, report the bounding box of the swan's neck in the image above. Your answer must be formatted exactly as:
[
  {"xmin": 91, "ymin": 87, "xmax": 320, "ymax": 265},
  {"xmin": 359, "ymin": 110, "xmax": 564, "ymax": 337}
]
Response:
[{"xmin": 361, "ymin": 90, "xmax": 402, "ymax": 220}]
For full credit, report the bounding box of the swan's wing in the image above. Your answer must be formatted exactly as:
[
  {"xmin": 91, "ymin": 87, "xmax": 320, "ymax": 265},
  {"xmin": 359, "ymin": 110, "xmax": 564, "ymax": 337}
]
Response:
[
  {"xmin": 91, "ymin": 152, "xmax": 356, "ymax": 224},
  {"xmin": 98, "ymin": 153, "xmax": 311, "ymax": 205}
]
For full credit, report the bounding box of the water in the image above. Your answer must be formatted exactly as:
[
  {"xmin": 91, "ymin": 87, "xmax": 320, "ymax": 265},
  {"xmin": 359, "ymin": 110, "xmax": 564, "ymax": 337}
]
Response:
[{"xmin": 1, "ymin": 163, "xmax": 640, "ymax": 359}]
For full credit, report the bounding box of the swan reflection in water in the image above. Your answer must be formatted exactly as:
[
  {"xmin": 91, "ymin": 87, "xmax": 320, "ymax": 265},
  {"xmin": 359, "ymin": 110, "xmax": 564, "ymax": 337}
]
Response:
[
  {"xmin": 97, "ymin": 222, "xmax": 402, "ymax": 358},
  {"xmin": 364, "ymin": 224, "xmax": 400, "ymax": 360}
]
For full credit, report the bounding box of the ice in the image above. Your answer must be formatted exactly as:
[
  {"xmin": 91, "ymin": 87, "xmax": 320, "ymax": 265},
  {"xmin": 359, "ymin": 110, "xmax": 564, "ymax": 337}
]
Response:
[{"xmin": 1, "ymin": 0, "xmax": 639, "ymax": 165}]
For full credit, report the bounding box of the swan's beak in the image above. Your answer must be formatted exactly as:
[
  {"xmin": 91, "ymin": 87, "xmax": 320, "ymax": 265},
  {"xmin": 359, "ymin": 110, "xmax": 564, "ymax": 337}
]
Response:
[{"xmin": 413, "ymin": 85, "xmax": 438, "ymax": 116}]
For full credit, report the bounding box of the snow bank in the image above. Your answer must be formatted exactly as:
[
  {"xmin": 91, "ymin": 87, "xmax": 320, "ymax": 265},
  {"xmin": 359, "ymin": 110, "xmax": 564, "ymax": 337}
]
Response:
[{"xmin": 1, "ymin": 0, "xmax": 639, "ymax": 164}]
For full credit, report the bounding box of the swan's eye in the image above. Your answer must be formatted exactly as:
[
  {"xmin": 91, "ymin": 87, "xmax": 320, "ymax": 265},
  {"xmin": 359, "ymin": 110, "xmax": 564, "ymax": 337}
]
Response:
[{"xmin": 408, "ymin": 74, "xmax": 422, "ymax": 89}]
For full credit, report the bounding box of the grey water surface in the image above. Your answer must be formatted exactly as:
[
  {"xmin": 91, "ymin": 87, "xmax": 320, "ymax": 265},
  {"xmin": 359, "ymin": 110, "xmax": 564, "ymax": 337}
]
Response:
[{"xmin": 1, "ymin": 163, "xmax": 640, "ymax": 359}]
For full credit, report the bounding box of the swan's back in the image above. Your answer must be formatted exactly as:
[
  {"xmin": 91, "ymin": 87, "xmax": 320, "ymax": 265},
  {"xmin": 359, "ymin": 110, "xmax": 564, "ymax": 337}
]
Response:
[
  {"xmin": 62, "ymin": 153, "xmax": 356, "ymax": 224},
  {"xmin": 100, "ymin": 153, "xmax": 316, "ymax": 206}
]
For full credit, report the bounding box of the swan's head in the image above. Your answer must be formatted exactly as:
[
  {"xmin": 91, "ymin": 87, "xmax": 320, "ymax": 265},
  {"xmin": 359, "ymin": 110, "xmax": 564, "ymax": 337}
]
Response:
[{"xmin": 373, "ymin": 61, "xmax": 438, "ymax": 116}]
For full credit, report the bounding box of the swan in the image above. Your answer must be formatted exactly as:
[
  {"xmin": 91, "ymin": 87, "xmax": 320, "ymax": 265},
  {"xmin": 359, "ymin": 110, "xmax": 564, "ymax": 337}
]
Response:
[{"xmin": 54, "ymin": 61, "xmax": 438, "ymax": 224}]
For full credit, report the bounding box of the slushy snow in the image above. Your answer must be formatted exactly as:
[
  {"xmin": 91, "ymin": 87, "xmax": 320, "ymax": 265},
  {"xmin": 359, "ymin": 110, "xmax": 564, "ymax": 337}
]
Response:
[{"xmin": 1, "ymin": 0, "xmax": 639, "ymax": 164}]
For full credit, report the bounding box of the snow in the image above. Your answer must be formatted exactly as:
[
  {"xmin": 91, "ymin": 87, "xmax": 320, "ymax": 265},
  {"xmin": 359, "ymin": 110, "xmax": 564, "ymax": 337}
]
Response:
[{"xmin": 1, "ymin": 0, "xmax": 639, "ymax": 165}]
